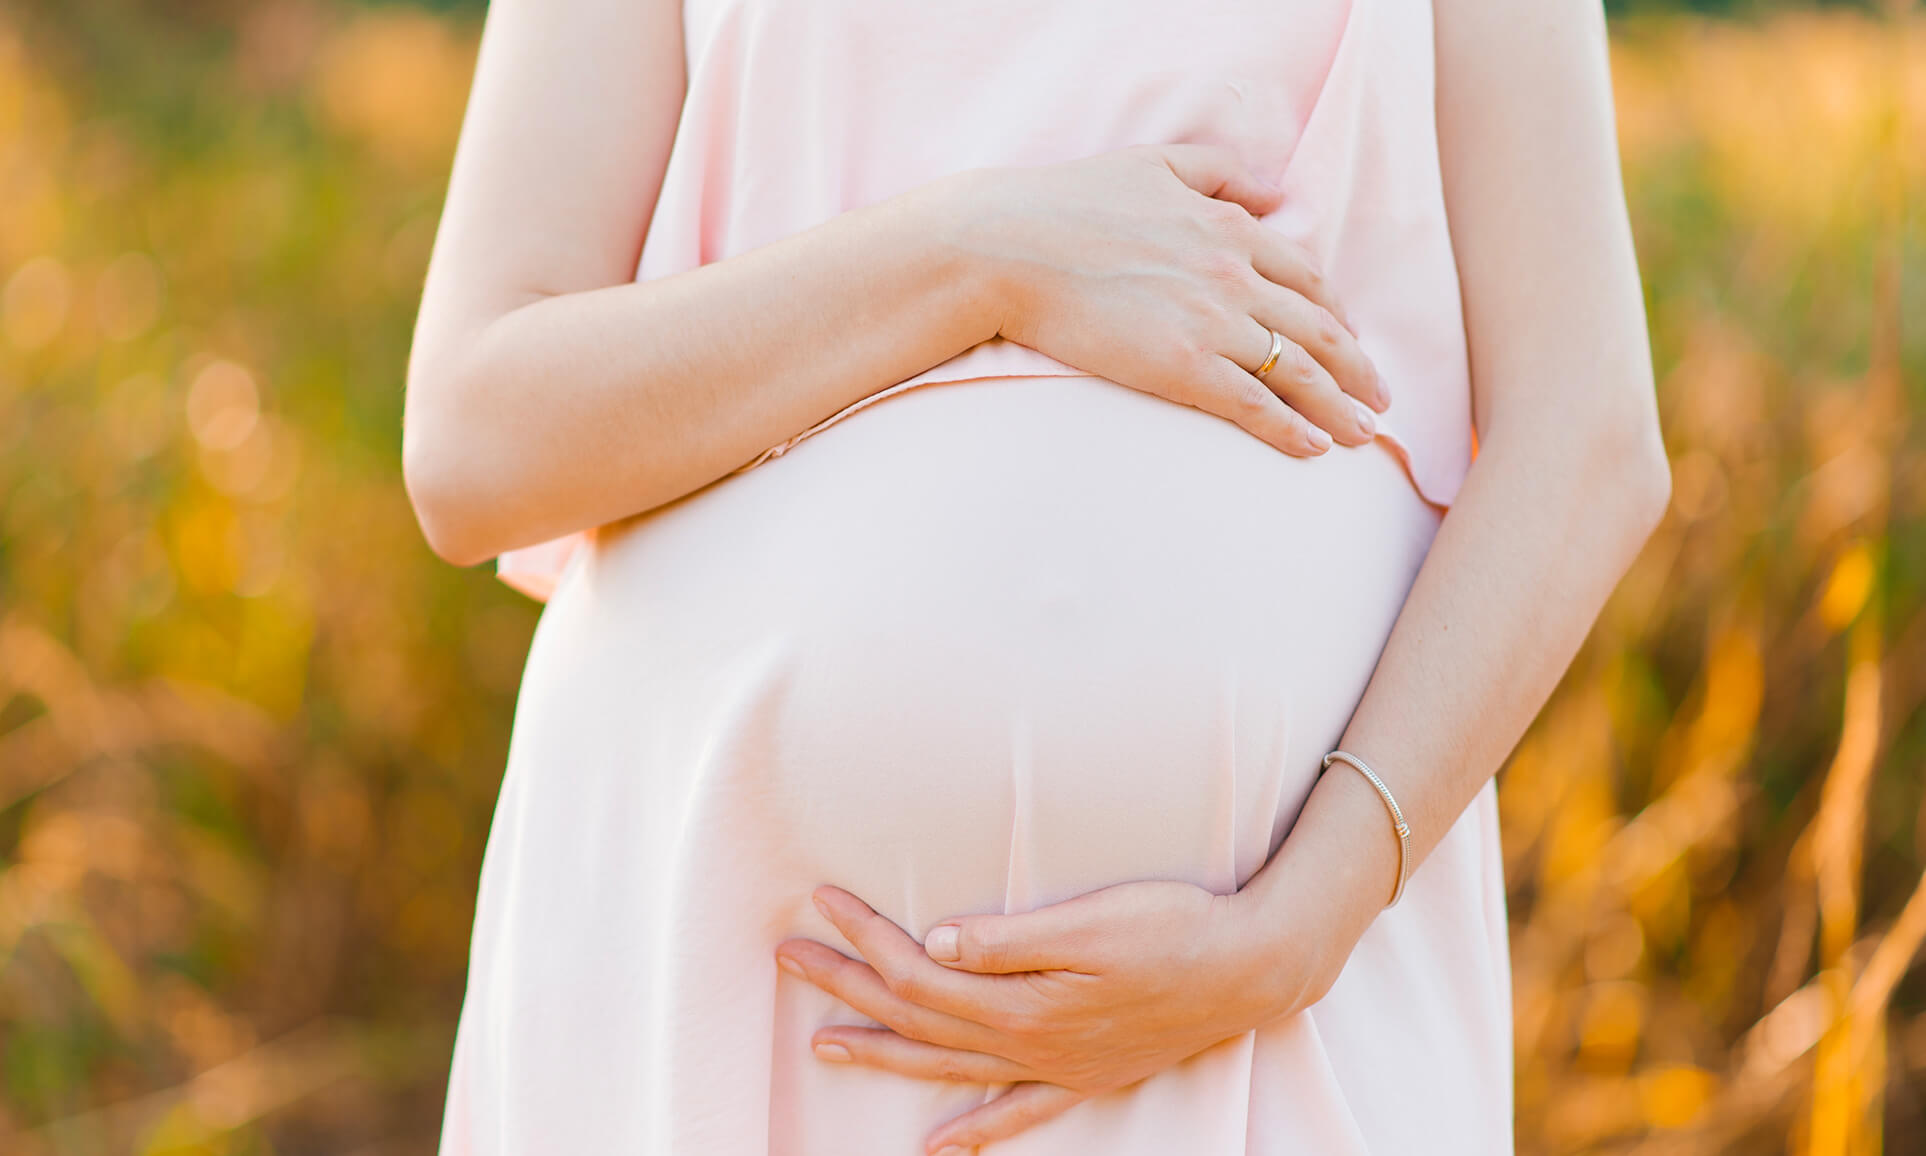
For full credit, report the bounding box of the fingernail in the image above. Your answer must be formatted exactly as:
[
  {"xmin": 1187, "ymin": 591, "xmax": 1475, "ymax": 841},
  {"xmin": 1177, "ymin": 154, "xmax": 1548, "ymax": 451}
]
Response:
[
  {"xmin": 777, "ymin": 953, "xmax": 806, "ymax": 978},
  {"xmin": 1352, "ymin": 399, "xmax": 1376, "ymax": 438},
  {"xmin": 1374, "ymin": 369, "xmax": 1391, "ymax": 410},
  {"xmin": 934, "ymin": 1147, "xmax": 970, "ymax": 1156},
  {"xmin": 1308, "ymin": 426, "xmax": 1333, "ymax": 453},
  {"xmin": 925, "ymin": 924, "xmax": 961, "ymax": 962},
  {"xmin": 812, "ymin": 893, "xmax": 832, "ymax": 921},
  {"xmin": 813, "ymin": 1042, "xmax": 851, "ymax": 1063}
]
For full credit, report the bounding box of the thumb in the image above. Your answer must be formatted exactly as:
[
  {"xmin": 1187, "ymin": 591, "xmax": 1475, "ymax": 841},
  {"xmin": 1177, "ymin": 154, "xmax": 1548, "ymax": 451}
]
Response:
[
  {"xmin": 922, "ymin": 902, "xmax": 1099, "ymax": 974},
  {"xmin": 1156, "ymin": 141, "xmax": 1285, "ymax": 218}
]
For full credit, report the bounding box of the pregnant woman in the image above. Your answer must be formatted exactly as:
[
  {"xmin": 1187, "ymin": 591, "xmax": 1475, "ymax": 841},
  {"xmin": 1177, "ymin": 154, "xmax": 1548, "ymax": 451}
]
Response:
[{"xmin": 402, "ymin": 0, "xmax": 1670, "ymax": 1152}]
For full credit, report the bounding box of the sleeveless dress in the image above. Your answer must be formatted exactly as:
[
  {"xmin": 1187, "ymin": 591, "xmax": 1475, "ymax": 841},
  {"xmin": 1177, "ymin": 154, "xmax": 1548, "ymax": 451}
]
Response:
[{"xmin": 443, "ymin": 0, "xmax": 1514, "ymax": 1152}]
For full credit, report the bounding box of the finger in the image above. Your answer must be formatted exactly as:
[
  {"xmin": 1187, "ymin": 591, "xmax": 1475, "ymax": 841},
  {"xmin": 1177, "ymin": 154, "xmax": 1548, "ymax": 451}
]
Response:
[
  {"xmin": 1254, "ymin": 288, "xmax": 1387, "ymax": 415},
  {"xmin": 1247, "ymin": 229, "xmax": 1362, "ymax": 346},
  {"xmin": 1172, "ymin": 353, "xmax": 1332, "ymax": 457},
  {"xmin": 810, "ymin": 1025, "xmax": 1036, "ymax": 1085},
  {"xmin": 923, "ymin": 903, "xmax": 1108, "ymax": 974},
  {"xmin": 924, "ymin": 1082, "xmax": 1088, "ymax": 1154},
  {"xmin": 775, "ymin": 938, "xmax": 1004, "ymax": 1053},
  {"xmin": 811, "ymin": 886, "xmax": 1043, "ymax": 1022},
  {"xmin": 1233, "ymin": 314, "xmax": 1377, "ymax": 447},
  {"xmin": 1152, "ymin": 141, "xmax": 1284, "ymax": 218}
]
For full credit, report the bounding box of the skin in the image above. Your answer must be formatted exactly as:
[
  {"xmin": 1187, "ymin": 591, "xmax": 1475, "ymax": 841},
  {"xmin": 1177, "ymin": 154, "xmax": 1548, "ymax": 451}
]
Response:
[
  {"xmin": 407, "ymin": 0, "xmax": 1670, "ymax": 1152},
  {"xmin": 403, "ymin": 0, "xmax": 1383, "ymax": 567},
  {"xmin": 773, "ymin": 0, "xmax": 1673, "ymax": 1152}
]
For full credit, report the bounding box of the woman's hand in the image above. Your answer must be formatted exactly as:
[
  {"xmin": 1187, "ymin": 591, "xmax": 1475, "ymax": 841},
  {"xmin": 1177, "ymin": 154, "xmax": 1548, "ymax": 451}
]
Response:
[
  {"xmin": 774, "ymin": 880, "xmax": 1343, "ymax": 1154},
  {"xmin": 949, "ymin": 142, "xmax": 1388, "ymax": 458}
]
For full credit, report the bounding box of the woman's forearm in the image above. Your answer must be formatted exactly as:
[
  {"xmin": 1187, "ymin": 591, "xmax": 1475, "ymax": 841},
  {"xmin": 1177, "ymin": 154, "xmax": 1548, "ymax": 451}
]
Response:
[
  {"xmin": 1234, "ymin": 411, "xmax": 1671, "ymax": 1001},
  {"xmin": 403, "ymin": 174, "xmax": 1005, "ymax": 566},
  {"xmin": 1231, "ymin": 0, "xmax": 1674, "ymax": 1011},
  {"xmin": 407, "ymin": 0, "xmax": 1370, "ymax": 574}
]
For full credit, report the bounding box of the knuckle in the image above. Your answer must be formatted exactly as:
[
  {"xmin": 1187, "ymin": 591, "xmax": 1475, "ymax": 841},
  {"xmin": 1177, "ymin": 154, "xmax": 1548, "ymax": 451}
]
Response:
[
  {"xmin": 1280, "ymin": 343, "xmax": 1320, "ymax": 387},
  {"xmin": 1028, "ymin": 1042, "xmax": 1076, "ymax": 1077},
  {"xmin": 1224, "ymin": 377, "xmax": 1271, "ymax": 423},
  {"xmin": 810, "ymin": 955, "xmax": 850, "ymax": 991},
  {"xmin": 935, "ymin": 1055, "xmax": 976, "ymax": 1083},
  {"xmin": 1306, "ymin": 305, "xmax": 1343, "ymax": 353},
  {"xmin": 1292, "ymin": 250, "xmax": 1327, "ymax": 294},
  {"xmin": 1272, "ymin": 412, "xmax": 1316, "ymax": 454},
  {"xmin": 885, "ymin": 967, "xmax": 925, "ymax": 1002},
  {"xmin": 1244, "ymin": 379, "xmax": 1286, "ymax": 423},
  {"xmin": 1200, "ymin": 249, "xmax": 1247, "ymax": 289},
  {"xmin": 1217, "ymin": 206, "xmax": 1258, "ymax": 249},
  {"xmin": 1201, "ymin": 300, "xmax": 1246, "ymax": 343},
  {"xmin": 1021, "ymin": 1004, "xmax": 1063, "ymax": 1040},
  {"xmin": 889, "ymin": 1012, "xmax": 935, "ymax": 1044},
  {"xmin": 1195, "ymin": 200, "xmax": 1251, "ymax": 245},
  {"xmin": 992, "ymin": 1005, "xmax": 1042, "ymax": 1039}
]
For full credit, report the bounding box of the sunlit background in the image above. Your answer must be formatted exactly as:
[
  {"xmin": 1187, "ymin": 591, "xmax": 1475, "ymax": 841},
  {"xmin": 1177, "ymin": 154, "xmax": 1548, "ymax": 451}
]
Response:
[{"xmin": 0, "ymin": 0, "xmax": 1919, "ymax": 1152}]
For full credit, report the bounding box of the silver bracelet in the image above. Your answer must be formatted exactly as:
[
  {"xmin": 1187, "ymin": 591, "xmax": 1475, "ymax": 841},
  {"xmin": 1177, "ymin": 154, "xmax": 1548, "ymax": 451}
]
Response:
[{"xmin": 1321, "ymin": 750, "xmax": 1411, "ymax": 909}]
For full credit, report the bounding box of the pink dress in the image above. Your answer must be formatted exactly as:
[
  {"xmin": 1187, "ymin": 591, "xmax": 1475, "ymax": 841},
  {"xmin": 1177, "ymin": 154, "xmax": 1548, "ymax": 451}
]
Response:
[{"xmin": 444, "ymin": 0, "xmax": 1513, "ymax": 1152}]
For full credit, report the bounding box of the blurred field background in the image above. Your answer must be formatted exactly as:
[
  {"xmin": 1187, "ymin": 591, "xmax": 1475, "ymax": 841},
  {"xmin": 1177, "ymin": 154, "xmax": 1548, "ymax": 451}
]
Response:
[{"xmin": 0, "ymin": 0, "xmax": 1919, "ymax": 1152}]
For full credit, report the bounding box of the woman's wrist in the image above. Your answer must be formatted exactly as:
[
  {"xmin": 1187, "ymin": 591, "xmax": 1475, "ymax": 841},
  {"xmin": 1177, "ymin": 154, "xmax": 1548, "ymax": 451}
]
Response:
[
  {"xmin": 1227, "ymin": 755, "xmax": 1411, "ymax": 1022},
  {"xmin": 905, "ymin": 165, "xmax": 1030, "ymax": 346}
]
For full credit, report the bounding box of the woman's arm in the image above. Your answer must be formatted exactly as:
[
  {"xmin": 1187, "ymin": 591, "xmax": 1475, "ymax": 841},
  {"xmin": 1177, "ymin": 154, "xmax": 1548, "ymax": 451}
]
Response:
[
  {"xmin": 404, "ymin": 0, "xmax": 1383, "ymax": 567},
  {"xmin": 773, "ymin": 1, "xmax": 1671, "ymax": 1148},
  {"xmin": 1234, "ymin": 0, "xmax": 1672, "ymax": 968},
  {"xmin": 403, "ymin": 0, "xmax": 1008, "ymax": 565}
]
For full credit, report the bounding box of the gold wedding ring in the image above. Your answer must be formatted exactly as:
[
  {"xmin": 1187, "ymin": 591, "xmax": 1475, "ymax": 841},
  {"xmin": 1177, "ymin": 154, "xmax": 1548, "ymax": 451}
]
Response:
[{"xmin": 1253, "ymin": 328, "xmax": 1284, "ymax": 379}]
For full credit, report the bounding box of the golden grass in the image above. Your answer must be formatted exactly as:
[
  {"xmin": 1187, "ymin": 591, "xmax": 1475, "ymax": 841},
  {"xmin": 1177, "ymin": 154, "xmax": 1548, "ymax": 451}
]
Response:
[{"xmin": 0, "ymin": 4, "xmax": 1919, "ymax": 1152}]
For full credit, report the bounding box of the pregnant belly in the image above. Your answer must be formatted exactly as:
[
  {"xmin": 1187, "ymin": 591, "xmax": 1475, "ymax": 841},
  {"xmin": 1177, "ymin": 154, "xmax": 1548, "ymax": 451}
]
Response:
[{"xmin": 512, "ymin": 374, "xmax": 1440, "ymax": 934}]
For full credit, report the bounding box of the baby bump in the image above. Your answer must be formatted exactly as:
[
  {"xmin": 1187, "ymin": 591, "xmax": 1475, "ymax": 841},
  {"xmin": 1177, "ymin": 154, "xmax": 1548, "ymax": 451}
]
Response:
[{"xmin": 521, "ymin": 375, "xmax": 1441, "ymax": 932}]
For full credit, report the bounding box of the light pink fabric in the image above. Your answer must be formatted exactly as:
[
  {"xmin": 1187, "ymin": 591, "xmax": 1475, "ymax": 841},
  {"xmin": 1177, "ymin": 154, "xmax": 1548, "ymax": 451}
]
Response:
[
  {"xmin": 453, "ymin": 0, "xmax": 1510, "ymax": 1153},
  {"xmin": 497, "ymin": 0, "xmax": 1475, "ymax": 601}
]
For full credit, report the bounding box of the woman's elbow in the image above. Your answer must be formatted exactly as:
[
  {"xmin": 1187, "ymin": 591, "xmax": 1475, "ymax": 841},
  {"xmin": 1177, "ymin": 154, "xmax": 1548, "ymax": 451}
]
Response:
[
  {"xmin": 403, "ymin": 437, "xmax": 485, "ymax": 568},
  {"xmin": 1594, "ymin": 404, "xmax": 1672, "ymax": 547},
  {"xmin": 402, "ymin": 399, "xmax": 502, "ymax": 569}
]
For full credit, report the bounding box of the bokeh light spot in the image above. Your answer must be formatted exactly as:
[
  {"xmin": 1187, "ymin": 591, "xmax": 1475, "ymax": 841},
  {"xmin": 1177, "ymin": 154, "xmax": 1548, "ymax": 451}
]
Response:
[
  {"xmin": 185, "ymin": 359, "xmax": 261, "ymax": 451},
  {"xmin": 3, "ymin": 254, "xmax": 72, "ymax": 351}
]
